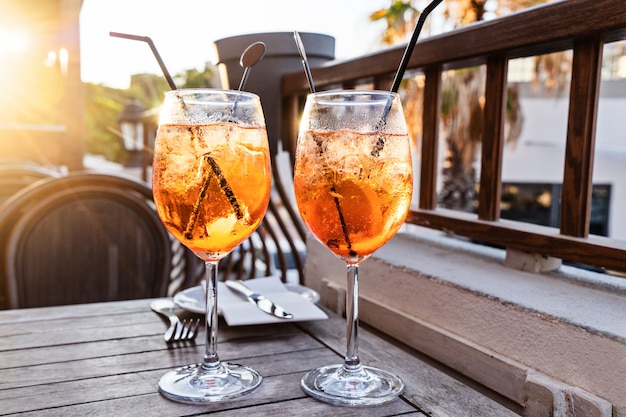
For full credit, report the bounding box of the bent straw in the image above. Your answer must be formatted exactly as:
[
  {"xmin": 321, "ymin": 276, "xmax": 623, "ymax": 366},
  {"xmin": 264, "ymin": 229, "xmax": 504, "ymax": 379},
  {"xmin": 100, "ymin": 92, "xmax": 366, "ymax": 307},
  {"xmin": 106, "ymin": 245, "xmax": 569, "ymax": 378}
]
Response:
[
  {"xmin": 110, "ymin": 31, "xmax": 253, "ymax": 237},
  {"xmin": 109, "ymin": 32, "xmax": 177, "ymax": 90}
]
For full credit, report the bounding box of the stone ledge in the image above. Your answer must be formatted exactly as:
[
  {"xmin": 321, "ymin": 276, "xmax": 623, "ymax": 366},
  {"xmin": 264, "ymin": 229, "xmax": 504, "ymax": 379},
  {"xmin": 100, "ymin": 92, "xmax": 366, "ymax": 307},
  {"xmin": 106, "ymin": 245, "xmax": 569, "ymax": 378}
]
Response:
[
  {"xmin": 525, "ymin": 371, "xmax": 612, "ymax": 417},
  {"xmin": 375, "ymin": 229, "xmax": 626, "ymax": 341}
]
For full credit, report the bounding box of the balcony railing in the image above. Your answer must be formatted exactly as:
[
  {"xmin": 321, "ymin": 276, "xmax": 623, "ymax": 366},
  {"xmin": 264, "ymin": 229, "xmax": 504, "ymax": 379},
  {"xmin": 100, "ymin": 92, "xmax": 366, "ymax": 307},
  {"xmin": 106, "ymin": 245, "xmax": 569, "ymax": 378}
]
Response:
[{"xmin": 281, "ymin": 0, "xmax": 626, "ymax": 275}]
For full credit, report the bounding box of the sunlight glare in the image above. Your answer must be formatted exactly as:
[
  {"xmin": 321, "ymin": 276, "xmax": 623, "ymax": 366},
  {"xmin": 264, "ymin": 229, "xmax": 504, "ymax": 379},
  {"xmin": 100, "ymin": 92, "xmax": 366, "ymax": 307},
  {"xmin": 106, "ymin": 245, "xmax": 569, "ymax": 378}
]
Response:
[
  {"xmin": 0, "ymin": 28, "xmax": 30, "ymax": 55},
  {"xmin": 44, "ymin": 50, "xmax": 57, "ymax": 67}
]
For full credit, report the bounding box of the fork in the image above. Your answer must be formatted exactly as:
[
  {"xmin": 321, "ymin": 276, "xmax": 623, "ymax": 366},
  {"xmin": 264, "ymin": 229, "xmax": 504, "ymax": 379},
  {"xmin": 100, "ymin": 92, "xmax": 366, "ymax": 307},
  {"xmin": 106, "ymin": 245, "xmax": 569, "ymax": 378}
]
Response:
[
  {"xmin": 171, "ymin": 319, "xmax": 201, "ymax": 342},
  {"xmin": 150, "ymin": 299, "xmax": 200, "ymax": 343}
]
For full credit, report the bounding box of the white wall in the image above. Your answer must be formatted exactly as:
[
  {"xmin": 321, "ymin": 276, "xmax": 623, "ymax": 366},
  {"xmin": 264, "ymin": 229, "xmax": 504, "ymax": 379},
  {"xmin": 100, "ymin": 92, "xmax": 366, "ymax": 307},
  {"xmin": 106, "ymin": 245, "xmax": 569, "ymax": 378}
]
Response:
[{"xmin": 501, "ymin": 82, "xmax": 626, "ymax": 239}]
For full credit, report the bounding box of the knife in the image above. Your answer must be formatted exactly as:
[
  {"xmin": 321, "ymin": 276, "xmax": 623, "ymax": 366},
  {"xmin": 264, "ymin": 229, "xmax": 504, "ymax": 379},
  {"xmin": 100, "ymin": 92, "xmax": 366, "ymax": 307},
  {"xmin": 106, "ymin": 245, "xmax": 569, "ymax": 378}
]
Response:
[{"xmin": 224, "ymin": 280, "xmax": 294, "ymax": 319}]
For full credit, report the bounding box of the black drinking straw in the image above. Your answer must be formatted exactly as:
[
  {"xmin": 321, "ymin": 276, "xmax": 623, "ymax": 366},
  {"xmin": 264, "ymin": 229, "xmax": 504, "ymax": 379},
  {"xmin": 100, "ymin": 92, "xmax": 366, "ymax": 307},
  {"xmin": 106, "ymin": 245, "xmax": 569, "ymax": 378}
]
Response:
[
  {"xmin": 185, "ymin": 154, "xmax": 246, "ymax": 239},
  {"xmin": 373, "ymin": 0, "xmax": 444, "ymax": 157},
  {"xmin": 109, "ymin": 32, "xmax": 178, "ymax": 90},
  {"xmin": 390, "ymin": 0, "xmax": 444, "ymax": 93}
]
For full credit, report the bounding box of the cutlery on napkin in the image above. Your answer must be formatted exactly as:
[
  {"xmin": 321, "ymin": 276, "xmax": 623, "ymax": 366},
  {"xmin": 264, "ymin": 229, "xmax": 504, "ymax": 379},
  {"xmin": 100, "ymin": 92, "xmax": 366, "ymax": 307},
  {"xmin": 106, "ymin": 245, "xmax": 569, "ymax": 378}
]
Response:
[
  {"xmin": 225, "ymin": 280, "xmax": 294, "ymax": 319},
  {"xmin": 209, "ymin": 276, "xmax": 328, "ymax": 326}
]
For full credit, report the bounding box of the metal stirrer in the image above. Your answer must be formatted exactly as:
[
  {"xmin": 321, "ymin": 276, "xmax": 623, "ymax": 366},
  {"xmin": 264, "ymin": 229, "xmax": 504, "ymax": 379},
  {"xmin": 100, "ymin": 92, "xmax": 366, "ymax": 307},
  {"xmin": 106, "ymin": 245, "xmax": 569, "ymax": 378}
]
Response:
[
  {"xmin": 230, "ymin": 42, "xmax": 266, "ymax": 118},
  {"xmin": 294, "ymin": 31, "xmax": 316, "ymax": 93},
  {"xmin": 293, "ymin": 31, "xmax": 354, "ymax": 254}
]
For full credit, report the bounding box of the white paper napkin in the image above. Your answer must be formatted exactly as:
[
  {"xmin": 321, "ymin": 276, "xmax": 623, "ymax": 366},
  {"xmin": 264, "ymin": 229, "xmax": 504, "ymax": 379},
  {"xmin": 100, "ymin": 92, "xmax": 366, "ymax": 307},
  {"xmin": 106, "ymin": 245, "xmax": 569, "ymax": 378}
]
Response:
[{"xmin": 212, "ymin": 276, "xmax": 328, "ymax": 326}]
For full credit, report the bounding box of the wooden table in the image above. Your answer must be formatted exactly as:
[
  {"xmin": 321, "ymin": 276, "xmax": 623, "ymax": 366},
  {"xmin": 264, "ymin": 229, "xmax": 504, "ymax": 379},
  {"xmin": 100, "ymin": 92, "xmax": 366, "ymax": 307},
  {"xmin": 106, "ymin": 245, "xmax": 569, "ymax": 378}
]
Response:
[{"xmin": 0, "ymin": 298, "xmax": 518, "ymax": 416}]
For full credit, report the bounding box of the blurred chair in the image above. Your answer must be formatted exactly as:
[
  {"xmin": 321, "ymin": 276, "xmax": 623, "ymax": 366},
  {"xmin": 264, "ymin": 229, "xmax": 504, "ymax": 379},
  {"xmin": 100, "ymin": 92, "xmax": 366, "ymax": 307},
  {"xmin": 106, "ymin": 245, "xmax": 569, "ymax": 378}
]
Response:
[
  {"xmin": 0, "ymin": 162, "xmax": 63, "ymax": 206},
  {"xmin": 0, "ymin": 172, "xmax": 185, "ymax": 309},
  {"xmin": 0, "ymin": 162, "xmax": 307, "ymax": 309}
]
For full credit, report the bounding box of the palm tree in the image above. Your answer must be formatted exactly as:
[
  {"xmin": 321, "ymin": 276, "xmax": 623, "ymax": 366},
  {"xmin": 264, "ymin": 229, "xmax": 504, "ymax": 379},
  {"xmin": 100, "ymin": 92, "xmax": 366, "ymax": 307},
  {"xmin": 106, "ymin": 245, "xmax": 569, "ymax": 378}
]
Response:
[
  {"xmin": 370, "ymin": 0, "xmax": 420, "ymax": 45},
  {"xmin": 438, "ymin": 67, "xmax": 487, "ymax": 210}
]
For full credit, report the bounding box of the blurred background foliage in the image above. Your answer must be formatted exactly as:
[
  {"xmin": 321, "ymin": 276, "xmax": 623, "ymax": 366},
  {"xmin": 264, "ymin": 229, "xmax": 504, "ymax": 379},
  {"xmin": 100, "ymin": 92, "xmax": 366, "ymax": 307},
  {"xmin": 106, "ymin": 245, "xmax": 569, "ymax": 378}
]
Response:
[
  {"xmin": 84, "ymin": 64, "xmax": 217, "ymax": 163},
  {"xmin": 86, "ymin": 1, "xmax": 553, "ymax": 169}
]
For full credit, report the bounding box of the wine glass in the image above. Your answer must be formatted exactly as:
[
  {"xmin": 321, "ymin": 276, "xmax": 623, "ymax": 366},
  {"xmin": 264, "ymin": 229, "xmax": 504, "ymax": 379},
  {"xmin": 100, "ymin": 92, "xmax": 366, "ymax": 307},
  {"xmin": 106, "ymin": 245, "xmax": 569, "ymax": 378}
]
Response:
[
  {"xmin": 152, "ymin": 89, "xmax": 271, "ymax": 403},
  {"xmin": 294, "ymin": 90, "xmax": 413, "ymax": 406}
]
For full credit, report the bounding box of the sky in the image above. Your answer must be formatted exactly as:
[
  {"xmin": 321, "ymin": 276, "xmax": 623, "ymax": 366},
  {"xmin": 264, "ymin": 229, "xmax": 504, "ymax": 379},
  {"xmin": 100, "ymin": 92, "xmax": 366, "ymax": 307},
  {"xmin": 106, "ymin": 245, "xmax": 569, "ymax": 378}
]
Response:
[{"xmin": 79, "ymin": 0, "xmax": 393, "ymax": 89}]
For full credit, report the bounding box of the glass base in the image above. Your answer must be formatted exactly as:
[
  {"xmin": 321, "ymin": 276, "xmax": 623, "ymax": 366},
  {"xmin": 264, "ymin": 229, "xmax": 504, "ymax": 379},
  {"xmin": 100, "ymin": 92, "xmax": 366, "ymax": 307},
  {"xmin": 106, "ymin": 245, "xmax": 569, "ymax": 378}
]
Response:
[
  {"xmin": 158, "ymin": 362, "xmax": 262, "ymax": 404},
  {"xmin": 301, "ymin": 364, "xmax": 404, "ymax": 406}
]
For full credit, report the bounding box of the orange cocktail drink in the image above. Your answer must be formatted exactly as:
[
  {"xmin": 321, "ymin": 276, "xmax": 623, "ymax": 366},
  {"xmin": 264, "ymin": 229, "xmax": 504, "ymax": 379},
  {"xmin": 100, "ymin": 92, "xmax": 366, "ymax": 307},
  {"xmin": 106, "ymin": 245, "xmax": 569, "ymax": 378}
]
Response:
[
  {"xmin": 295, "ymin": 90, "xmax": 412, "ymax": 406},
  {"xmin": 153, "ymin": 122, "xmax": 270, "ymax": 260},
  {"xmin": 294, "ymin": 129, "xmax": 412, "ymax": 262},
  {"xmin": 152, "ymin": 89, "xmax": 270, "ymax": 404}
]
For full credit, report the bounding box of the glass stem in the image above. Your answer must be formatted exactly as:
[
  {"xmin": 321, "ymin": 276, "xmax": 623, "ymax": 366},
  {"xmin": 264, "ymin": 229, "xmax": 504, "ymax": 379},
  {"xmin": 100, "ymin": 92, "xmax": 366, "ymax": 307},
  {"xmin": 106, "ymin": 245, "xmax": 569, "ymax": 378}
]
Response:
[
  {"xmin": 344, "ymin": 263, "xmax": 361, "ymax": 371},
  {"xmin": 203, "ymin": 261, "xmax": 221, "ymax": 370}
]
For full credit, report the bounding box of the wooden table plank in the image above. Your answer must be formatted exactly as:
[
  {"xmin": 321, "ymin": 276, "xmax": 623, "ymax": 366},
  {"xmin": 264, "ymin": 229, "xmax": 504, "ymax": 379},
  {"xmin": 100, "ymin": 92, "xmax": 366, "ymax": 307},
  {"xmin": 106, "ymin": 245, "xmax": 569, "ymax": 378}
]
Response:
[
  {"xmin": 0, "ymin": 299, "xmax": 150, "ymax": 323},
  {"xmin": 0, "ymin": 318, "xmax": 311, "ymax": 368},
  {"xmin": 299, "ymin": 316, "xmax": 519, "ymax": 417},
  {"xmin": 2, "ymin": 376, "xmax": 419, "ymax": 417},
  {"xmin": 0, "ymin": 298, "xmax": 517, "ymax": 416},
  {"xmin": 0, "ymin": 332, "xmax": 325, "ymax": 390},
  {"xmin": 0, "ymin": 351, "xmax": 344, "ymax": 415}
]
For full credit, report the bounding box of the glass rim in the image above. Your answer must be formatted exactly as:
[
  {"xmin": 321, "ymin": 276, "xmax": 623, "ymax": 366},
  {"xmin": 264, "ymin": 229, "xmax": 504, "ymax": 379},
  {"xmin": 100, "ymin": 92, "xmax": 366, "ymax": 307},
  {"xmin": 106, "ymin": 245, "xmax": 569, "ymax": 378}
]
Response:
[
  {"xmin": 306, "ymin": 89, "xmax": 398, "ymax": 103},
  {"xmin": 164, "ymin": 88, "xmax": 260, "ymax": 102}
]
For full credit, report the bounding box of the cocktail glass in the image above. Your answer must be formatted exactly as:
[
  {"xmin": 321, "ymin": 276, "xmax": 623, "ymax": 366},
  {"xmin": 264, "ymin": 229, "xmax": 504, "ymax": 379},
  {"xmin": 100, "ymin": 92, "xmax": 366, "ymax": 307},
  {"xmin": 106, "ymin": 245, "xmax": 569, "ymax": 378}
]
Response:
[
  {"xmin": 295, "ymin": 90, "xmax": 412, "ymax": 406},
  {"xmin": 152, "ymin": 89, "xmax": 271, "ymax": 403}
]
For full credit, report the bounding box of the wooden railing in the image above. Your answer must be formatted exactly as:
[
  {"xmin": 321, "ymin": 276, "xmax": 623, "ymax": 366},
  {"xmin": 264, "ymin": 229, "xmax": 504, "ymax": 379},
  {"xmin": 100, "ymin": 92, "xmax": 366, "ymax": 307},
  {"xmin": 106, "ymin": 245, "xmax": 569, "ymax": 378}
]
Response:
[{"xmin": 281, "ymin": 0, "xmax": 626, "ymax": 275}]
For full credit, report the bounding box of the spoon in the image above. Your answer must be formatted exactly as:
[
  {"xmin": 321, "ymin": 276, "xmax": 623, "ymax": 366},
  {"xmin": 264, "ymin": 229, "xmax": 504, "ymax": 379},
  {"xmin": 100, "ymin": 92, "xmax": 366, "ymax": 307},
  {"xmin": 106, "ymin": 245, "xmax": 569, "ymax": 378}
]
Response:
[
  {"xmin": 229, "ymin": 41, "xmax": 266, "ymax": 120},
  {"xmin": 237, "ymin": 41, "xmax": 266, "ymax": 91}
]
